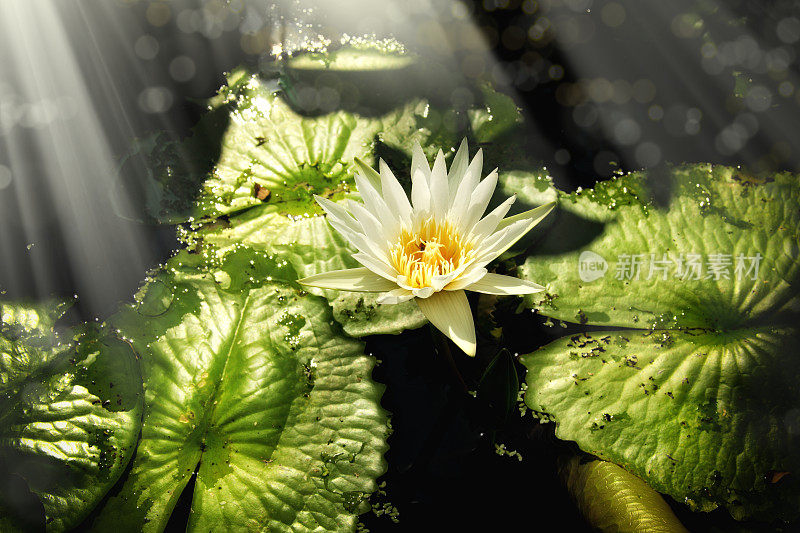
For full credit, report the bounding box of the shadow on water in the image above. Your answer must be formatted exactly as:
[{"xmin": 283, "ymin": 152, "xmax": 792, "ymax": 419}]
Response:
[
  {"xmin": 113, "ymin": 102, "xmax": 231, "ymax": 226},
  {"xmin": 0, "ymin": 468, "xmax": 45, "ymax": 532},
  {"xmin": 279, "ymin": 53, "xmax": 474, "ymax": 119},
  {"xmin": 360, "ymin": 327, "xmax": 593, "ymax": 532}
]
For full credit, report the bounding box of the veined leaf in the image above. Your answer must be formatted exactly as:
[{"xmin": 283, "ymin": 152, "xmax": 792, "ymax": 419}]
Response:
[
  {"xmin": 0, "ymin": 300, "xmax": 143, "ymax": 532},
  {"xmin": 560, "ymin": 456, "xmax": 688, "ymax": 533},
  {"xmin": 520, "ymin": 165, "xmax": 800, "ymax": 519},
  {"xmin": 183, "ymin": 70, "xmax": 429, "ymax": 336},
  {"xmin": 89, "ymin": 248, "xmax": 389, "ymax": 532}
]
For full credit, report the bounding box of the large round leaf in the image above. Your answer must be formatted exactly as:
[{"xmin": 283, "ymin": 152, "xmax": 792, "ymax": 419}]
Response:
[
  {"xmin": 524, "ymin": 327, "xmax": 800, "ymax": 520},
  {"xmin": 520, "ymin": 165, "xmax": 800, "ymax": 328},
  {"xmin": 184, "ymin": 69, "xmax": 429, "ymax": 336},
  {"xmin": 0, "ymin": 300, "xmax": 143, "ymax": 532},
  {"xmin": 519, "ymin": 165, "xmax": 800, "ymax": 520},
  {"xmin": 89, "ymin": 249, "xmax": 389, "ymax": 532}
]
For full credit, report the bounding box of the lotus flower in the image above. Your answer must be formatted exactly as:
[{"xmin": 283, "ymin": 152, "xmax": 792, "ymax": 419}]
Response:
[{"xmin": 298, "ymin": 140, "xmax": 555, "ymax": 356}]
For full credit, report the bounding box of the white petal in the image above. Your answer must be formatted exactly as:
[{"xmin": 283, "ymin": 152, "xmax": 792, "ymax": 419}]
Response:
[
  {"xmin": 354, "ymin": 172, "xmax": 391, "ymax": 224},
  {"xmin": 475, "ymin": 201, "xmax": 556, "ymax": 267},
  {"xmin": 377, "ymin": 288, "xmax": 414, "ymax": 304},
  {"xmin": 430, "ymin": 259, "xmax": 475, "ymax": 291},
  {"xmin": 444, "ymin": 267, "xmax": 488, "ymax": 291},
  {"xmin": 430, "ymin": 274, "xmax": 452, "ymax": 292},
  {"xmin": 469, "ymin": 195, "xmax": 516, "ymax": 240},
  {"xmin": 412, "ymin": 286, "xmax": 435, "ymax": 298},
  {"xmin": 416, "ymin": 290, "xmax": 477, "ymax": 356},
  {"xmin": 322, "ymin": 214, "xmax": 390, "ymax": 264},
  {"xmin": 474, "ymin": 220, "xmax": 528, "ymax": 265},
  {"xmin": 464, "ymin": 273, "xmax": 544, "ymax": 295},
  {"xmin": 447, "ymin": 138, "xmax": 470, "ymax": 201},
  {"xmin": 460, "ymin": 169, "xmax": 498, "ymax": 232},
  {"xmin": 352, "ymin": 252, "xmax": 398, "ymax": 281},
  {"xmin": 314, "ymin": 195, "xmax": 361, "ymax": 234},
  {"xmin": 379, "ymin": 159, "xmax": 412, "ymax": 227},
  {"xmin": 348, "ymin": 201, "xmax": 394, "ymax": 252},
  {"xmin": 396, "ymin": 275, "xmax": 413, "ymax": 291},
  {"xmin": 335, "ymin": 202, "xmax": 391, "ymax": 261},
  {"xmin": 354, "ymin": 157, "xmax": 382, "ymax": 191},
  {"xmin": 298, "ymin": 268, "xmax": 399, "ymax": 292},
  {"xmin": 448, "ymin": 148, "xmax": 483, "ymax": 220},
  {"xmin": 411, "ymin": 141, "xmax": 431, "ymax": 181},
  {"xmin": 429, "ymin": 149, "xmax": 449, "ymax": 220},
  {"xmin": 495, "ymin": 201, "xmax": 556, "ymax": 232},
  {"xmin": 411, "ymin": 168, "xmax": 431, "ymax": 215}
]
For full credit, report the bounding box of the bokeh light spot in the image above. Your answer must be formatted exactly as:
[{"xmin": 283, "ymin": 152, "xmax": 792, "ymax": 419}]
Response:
[
  {"xmin": 776, "ymin": 17, "xmax": 800, "ymax": 44},
  {"xmin": 632, "ymin": 79, "xmax": 656, "ymax": 103},
  {"xmin": 138, "ymin": 86, "xmax": 173, "ymax": 113},
  {"xmin": 613, "ymin": 118, "xmax": 641, "ymax": 145},
  {"xmin": 745, "ymin": 85, "xmax": 772, "ymax": 112},
  {"xmin": 146, "ymin": 2, "xmax": 171, "ymax": 27},
  {"xmin": 601, "ymin": 2, "xmax": 626, "ymax": 28},
  {"xmin": 169, "ymin": 56, "xmax": 196, "ymax": 82},
  {"xmin": 134, "ymin": 34, "xmax": 159, "ymax": 60}
]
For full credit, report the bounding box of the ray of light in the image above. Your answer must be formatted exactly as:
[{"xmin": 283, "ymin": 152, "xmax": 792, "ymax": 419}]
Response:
[{"xmin": 0, "ymin": 1, "xmax": 154, "ymax": 316}]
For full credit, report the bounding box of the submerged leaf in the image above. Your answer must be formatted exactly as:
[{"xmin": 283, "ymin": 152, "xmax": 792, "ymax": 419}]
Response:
[
  {"xmin": 560, "ymin": 456, "xmax": 688, "ymax": 532},
  {"xmin": 0, "ymin": 300, "xmax": 143, "ymax": 532}
]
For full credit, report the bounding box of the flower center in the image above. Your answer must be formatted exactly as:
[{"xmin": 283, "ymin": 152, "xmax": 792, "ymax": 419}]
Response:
[{"xmin": 389, "ymin": 220, "xmax": 474, "ymax": 289}]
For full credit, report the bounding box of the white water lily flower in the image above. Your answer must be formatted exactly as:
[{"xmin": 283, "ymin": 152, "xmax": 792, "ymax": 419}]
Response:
[{"xmin": 298, "ymin": 140, "xmax": 555, "ymax": 356}]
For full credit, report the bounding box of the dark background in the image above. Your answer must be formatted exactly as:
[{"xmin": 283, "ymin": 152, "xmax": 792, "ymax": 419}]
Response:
[{"xmin": 2, "ymin": 1, "xmax": 800, "ymax": 530}]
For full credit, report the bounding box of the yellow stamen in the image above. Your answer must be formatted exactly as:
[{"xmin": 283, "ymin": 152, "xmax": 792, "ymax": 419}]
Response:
[{"xmin": 389, "ymin": 220, "xmax": 475, "ymax": 289}]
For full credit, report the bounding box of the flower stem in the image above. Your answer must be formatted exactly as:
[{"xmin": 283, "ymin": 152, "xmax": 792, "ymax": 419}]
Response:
[{"xmin": 430, "ymin": 326, "xmax": 469, "ymax": 395}]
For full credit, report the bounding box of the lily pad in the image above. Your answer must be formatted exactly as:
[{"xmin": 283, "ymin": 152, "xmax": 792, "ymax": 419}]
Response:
[
  {"xmin": 88, "ymin": 248, "xmax": 389, "ymax": 532},
  {"xmin": 182, "ymin": 70, "xmax": 438, "ymax": 335},
  {"xmin": 0, "ymin": 300, "xmax": 143, "ymax": 532},
  {"xmin": 520, "ymin": 165, "xmax": 800, "ymax": 519}
]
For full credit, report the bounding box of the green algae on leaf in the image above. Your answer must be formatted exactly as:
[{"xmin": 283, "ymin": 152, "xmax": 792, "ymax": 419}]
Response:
[
  {"xmin": 521, "ymin": 164, "xmax": 800, "ymax": 327},
  {"xmin": 519, "ymin": 165, "xmax": 800, "ymax": 520},
  {"xmin": 0, "ymin": 300, "xmax": 143, "ymax": 532},
  {"xmin": 525, "ymin": 327, "xmax": 800, "ymax": 521},
  {"xmin": 88, "ymin": 248, "xmax": 389, "ymax": 532}
]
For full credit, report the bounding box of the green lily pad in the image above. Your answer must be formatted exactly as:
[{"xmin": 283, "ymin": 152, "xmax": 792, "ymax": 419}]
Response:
[
  {"xmin": 521, "ymin": 165, "xmax": 800, "ymax": 327},
  {"xmin": 520, "ymin": 165, "xmax": 800, "ymax": 519},
  {"xmin": 0, "ymin": 300, "xmax": 143, "ymax": 532},
  {"xmin": 182, "ymin": 70, "xmax": 437, "ymax": 336},
  {"xmin": 88, "ymin": 248, "xmax": 389, "ymax": 532}
]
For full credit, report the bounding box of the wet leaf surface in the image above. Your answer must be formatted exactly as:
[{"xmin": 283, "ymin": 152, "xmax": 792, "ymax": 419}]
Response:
[
  {"xmin": 0, "ymin": 300, "xmax": 143, "ymax": 532},
  {"xmin": 519, "ymin": 166, "xmax": 800, "ymax": 520},
  {"xmin": 88, "ymin": 249, "xmax": 389, "ymax": 532}
]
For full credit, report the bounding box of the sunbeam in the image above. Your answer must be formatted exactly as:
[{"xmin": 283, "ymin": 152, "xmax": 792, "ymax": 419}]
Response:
[{"xmin": 0, "ymin": 1, "xmax": 155, "ymax": 317}]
